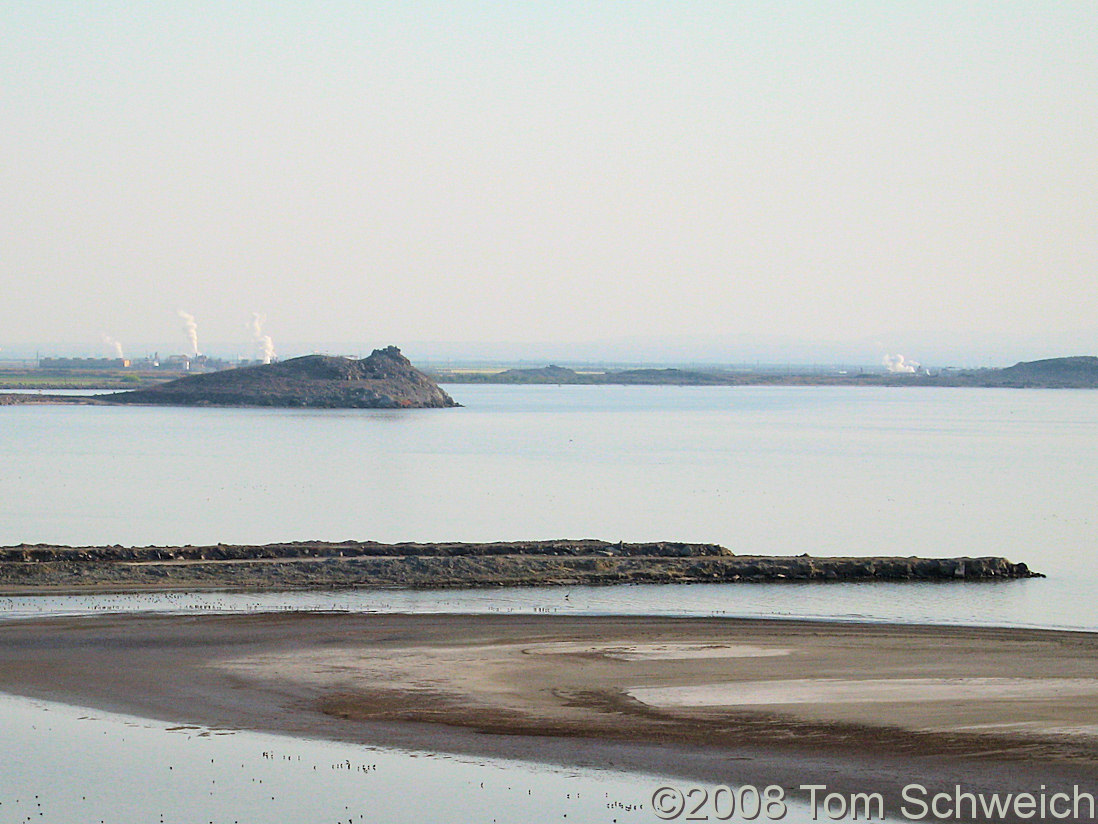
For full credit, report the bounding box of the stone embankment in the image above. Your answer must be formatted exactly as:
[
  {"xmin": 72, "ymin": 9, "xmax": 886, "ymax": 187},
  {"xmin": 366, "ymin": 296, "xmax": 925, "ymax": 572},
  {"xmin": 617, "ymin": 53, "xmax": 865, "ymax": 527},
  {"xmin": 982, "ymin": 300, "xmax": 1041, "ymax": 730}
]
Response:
[{"xmin": 0, "ymin": 540, "xmax": 1040, "ymax": 592}]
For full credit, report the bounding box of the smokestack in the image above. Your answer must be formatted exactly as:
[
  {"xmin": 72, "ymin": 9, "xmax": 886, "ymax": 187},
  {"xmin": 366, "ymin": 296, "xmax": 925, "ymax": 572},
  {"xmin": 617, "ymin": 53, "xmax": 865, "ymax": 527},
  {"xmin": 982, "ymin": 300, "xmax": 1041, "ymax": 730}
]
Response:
[
  {"xmin": 248, "ymin": 313, "xmax": 276, "ymax": 364},
  {"xmin": 177, "ymin": 310, "xmax": 199, "ymax": 356},
  {"xmin": 100, "ymin": 333, "xmax": 124, "ymax": 359},
  {"xmin": 883, "ymin": 353, "xmax": 919, "ymax": 374}
]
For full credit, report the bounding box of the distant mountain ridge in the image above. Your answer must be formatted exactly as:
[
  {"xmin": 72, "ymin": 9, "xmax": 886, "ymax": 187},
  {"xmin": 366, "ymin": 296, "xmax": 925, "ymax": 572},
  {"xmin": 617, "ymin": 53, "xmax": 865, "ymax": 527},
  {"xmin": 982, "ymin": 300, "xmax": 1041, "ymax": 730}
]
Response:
[{"xmin": 107, "ymin": 346, "xmax": 458, "ymax": 408}]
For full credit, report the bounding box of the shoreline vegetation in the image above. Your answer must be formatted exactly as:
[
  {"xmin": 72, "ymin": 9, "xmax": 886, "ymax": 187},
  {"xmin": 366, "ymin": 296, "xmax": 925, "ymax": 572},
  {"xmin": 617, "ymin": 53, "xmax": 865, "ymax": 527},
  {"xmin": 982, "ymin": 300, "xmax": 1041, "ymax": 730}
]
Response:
[
  {"xmin": 0, "ymin": 613, "xmax": 1094, "ymax": 824},
  {"xmin": 0, "ymin": 540, "xmax": 1039, "ymax": 593}
]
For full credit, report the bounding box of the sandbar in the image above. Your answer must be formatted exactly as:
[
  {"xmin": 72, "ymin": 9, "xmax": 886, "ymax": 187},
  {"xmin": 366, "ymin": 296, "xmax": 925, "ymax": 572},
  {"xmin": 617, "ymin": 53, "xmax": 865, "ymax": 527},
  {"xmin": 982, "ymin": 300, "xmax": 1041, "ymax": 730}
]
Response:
[{"xmin": 0, "ymin": 613, "xmax": 1094, "ymax": 822}]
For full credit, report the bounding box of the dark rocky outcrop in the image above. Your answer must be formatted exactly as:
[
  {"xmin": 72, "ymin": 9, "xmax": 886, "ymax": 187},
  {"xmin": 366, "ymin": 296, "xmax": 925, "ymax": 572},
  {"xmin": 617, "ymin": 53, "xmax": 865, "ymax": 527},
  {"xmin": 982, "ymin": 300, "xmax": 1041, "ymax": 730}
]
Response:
[
  {"xmin": 104, "ymin": 347, "xmax": 458, "ymax": 408},
  {"xmin": 0, "ymin": 540, "xmax": 1041, "ymax": 592}
]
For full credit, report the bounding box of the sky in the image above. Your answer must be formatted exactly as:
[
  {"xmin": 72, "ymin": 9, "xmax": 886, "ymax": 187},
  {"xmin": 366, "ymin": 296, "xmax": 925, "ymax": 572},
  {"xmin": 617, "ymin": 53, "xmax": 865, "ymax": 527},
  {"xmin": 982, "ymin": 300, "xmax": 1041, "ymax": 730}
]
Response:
[{"xmin": 2, "ymin": 1, "xmax": 1095, "ymax": 365}]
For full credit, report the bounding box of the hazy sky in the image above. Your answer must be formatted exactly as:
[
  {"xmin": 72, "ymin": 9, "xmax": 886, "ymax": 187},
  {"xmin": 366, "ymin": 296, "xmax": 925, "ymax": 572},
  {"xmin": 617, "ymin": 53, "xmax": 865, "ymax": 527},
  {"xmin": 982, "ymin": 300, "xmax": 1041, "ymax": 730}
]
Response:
[{"xmin": 2, "ymin": 2, "xmax": 1095, "ymax": 364}]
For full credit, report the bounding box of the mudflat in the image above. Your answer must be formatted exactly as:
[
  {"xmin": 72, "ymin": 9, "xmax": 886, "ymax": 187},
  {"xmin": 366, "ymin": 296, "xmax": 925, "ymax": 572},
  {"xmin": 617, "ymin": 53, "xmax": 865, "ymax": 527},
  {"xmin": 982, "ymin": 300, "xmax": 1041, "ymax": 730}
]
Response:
[{"xmin": 0, "ymin": 613, "xmax": 1094, "ymax": 821}]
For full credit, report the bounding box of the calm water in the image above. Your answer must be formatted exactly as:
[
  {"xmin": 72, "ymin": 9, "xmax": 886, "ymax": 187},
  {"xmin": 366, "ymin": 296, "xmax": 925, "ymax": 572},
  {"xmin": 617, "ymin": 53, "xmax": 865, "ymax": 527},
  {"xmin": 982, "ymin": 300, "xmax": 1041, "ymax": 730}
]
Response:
[
  {"xmin": 1, "ymin": 384, "xmax": 1095, "ymax": 628},
  {"xmin": 1, "ymin": 385, "xmax": 1095, "ymax": 822},
  {"xmin": 0, "ymin": 577, "xmax": 1078, "ymax": 631},
  {"xmin": 0, "ymin": 693, "xmax": 870, "ymax": 824}
]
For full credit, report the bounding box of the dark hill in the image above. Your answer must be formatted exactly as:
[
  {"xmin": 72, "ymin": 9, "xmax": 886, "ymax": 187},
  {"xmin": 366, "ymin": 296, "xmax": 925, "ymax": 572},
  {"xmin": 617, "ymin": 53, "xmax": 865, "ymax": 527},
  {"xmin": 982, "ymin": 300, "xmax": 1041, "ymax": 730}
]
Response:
[
  {"xmin": 107, "ymin": 347, "xmax": 458, "ymax": 408},
  {"xmin": 989, "ymin": 356, "xmax": 1098, "ymax": 387},
  {"xmin": 494, "ymin": 365, "xmax": 583, "ymax": 383}
]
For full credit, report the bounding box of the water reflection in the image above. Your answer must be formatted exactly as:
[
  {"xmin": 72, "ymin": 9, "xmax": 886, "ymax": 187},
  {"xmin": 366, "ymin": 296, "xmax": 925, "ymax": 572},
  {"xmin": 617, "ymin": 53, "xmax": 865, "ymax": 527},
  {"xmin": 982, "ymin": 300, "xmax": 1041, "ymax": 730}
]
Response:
[
  {"xmin": 0, "ymin": 694, "xmax": 852, "ymax": 824},
  {"xmin": 0, "ymin": 576, "xmax": 1084, "ymax": 632}
]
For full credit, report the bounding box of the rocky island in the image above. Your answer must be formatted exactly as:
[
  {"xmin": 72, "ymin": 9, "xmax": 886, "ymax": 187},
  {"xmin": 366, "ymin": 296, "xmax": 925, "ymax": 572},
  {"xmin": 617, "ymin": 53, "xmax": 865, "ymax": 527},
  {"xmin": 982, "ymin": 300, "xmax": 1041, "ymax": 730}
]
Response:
[
  {"xmin": 0, "ymin": 540, "xmax": 1039, "ymax": 592},
  {"xmin": 0, "ymin": 346, "xmax": 457, "ymax": 408},
  {"xmin": 102, "ymin": 346, "xmax": 457, "ymax": 408}
]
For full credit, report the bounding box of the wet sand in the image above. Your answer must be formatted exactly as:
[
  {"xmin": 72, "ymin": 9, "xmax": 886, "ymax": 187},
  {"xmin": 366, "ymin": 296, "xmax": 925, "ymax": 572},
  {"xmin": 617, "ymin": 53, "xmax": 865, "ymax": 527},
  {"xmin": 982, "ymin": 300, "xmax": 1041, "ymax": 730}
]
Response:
[{"xmin": 0, "ymin": 613, "xmax": 1095, "ymax": 821}]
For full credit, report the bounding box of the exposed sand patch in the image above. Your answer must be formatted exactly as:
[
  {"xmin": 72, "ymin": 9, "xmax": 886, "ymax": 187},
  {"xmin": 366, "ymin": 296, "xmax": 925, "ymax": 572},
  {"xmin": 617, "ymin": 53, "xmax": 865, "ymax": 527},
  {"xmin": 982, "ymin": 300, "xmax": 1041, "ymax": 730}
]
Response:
[
  {"xmin": 630, "ymin": 677, "xmax": 1098, "ymax": 707},
  {"xmin": 521, "ymin": 642, "xmax": 793, "ymax": 660},
  {"xmin": 943, "ymin": 721, "xmax": 1098, "ymax": 738},
  {"xmin": 217, "ymin": 644, "xmax": 516, "ymax": 698}
]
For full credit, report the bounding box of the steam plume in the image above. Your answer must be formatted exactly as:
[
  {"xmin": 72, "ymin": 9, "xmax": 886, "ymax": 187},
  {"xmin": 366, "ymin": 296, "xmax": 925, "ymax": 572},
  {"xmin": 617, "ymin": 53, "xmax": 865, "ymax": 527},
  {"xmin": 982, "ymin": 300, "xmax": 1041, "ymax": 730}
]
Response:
[
  {"xmin": 100, "ymin": 333, "xmax": 124, "ymax": 359},
  {"xmin": 178, "ymin": 310, "xmax": 199, "ymax": 356},
  {"xmin": 883, "ymin": 353, "xmax": 919, "ymax": 374},
  {"xmin": 249, "ymin": 313, "xmax": 276, "ymax": 364}
]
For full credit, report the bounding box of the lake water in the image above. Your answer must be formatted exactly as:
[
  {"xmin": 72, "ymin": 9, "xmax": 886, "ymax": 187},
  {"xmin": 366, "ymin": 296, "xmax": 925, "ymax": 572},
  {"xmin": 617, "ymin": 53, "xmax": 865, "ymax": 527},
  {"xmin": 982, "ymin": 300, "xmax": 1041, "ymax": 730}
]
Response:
[
  {"xmin": 1, "ymin": 384, "xmax": 1095, "ymax": 822},
  {"xmin": 1, "ymin": 384, "xmax": 1095, "ymax": 629},
  {"xmin": 0, "ymin": 692, "xmax": 868, "ymax": 824}
]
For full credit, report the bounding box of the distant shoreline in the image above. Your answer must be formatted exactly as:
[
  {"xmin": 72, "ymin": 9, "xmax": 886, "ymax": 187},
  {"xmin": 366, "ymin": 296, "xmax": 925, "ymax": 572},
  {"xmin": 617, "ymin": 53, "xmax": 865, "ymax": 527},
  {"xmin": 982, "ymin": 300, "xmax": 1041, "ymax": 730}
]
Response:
[
  {"xmin": 3, "ymin": 354, "xmax": 1098, "ymax": 396},
  {"xmin": 429, "ymin": 355, "xmax": 1098, "ymax": 388}
]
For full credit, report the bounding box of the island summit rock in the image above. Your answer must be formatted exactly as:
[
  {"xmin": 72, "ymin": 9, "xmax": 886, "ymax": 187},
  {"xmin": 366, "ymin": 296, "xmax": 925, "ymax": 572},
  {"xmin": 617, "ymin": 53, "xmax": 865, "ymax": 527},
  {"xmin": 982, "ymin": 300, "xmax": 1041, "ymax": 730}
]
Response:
[{"xmin": 106, "ymin": 347, "xmax": 459, "ymax": 409}]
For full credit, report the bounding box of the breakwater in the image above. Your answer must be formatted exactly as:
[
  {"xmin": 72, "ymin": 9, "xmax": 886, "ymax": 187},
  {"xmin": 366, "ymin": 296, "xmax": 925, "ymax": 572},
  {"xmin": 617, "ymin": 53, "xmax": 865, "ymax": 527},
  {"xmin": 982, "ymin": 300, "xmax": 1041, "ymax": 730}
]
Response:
[{"xmin": 0, "ymin": 540, "xmax": 1039, "ymax": 592}]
